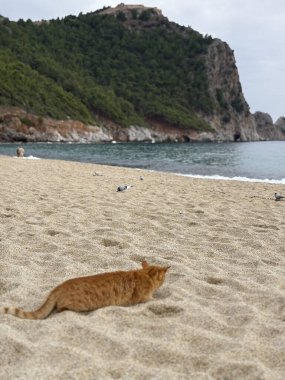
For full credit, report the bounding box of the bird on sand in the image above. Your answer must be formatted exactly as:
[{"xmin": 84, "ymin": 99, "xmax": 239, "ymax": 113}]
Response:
[
  {"xmin": 274, "ymin": 192, "xmax": 285, "ymax": 201},
  {"xmin": 116, "ymin": 185, "xmax": 133, "ymax": 192}
]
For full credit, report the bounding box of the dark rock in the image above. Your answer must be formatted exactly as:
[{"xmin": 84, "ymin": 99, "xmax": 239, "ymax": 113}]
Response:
[{"xmin": 254, "ymin": 112, "xmax": 285, "ymax": 140}]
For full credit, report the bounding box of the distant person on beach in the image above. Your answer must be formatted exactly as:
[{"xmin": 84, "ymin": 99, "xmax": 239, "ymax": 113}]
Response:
[{"xmin": 16, "ymin": 146, "xmax": 25, "ymax": 158}]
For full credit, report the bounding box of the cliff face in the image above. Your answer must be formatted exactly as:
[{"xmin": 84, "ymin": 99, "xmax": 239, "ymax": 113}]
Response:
[
  {"xmin": 1, "ymin": 105, "xmax": 284, "ymax": 143},
  {"xmin": 0, "ymin": 107, "xmax": 211, "ymax": 143},
  {"xmin": 0, "ymin": 108, "xmax": 113, "ymax": 143},
  {"xmin": 201, "ymin": 39, "xmax": 284, "ymax": 141},
  {"xmin": 275, "ymin": 117, "xmax": 285, "ymax": 134},
  {"xmin": 253, "ymin": 112, "xmax": 285, "ymax": 140},
  {"xmin": 203, "ymin": 40, "xmax": 258, "ymax": 141}
]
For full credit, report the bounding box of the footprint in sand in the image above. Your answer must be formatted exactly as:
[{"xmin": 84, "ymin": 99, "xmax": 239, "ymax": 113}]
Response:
[
  {"xmin": 102, "ymin": 238, "xmax": 120, "ymax": 247},
  {"xmin": 264, "ymin": 297, "xmax": 285, "ymax": 321},
  {"xmin": 0, "ymin": 213, "xmax": 13, "ymax": 218},
  {"xmin": 261, "ymin": 259, "xmax": 279, "ymax": 267},
  {"xmin": 43, "ymin": 210, "xmax": 54, "ymax": 216},
  {"xmin": 47, "ymin": 230, "xmax": 60, "ymax": 237},
  {"xmin": 101, "ymin": 238, "xmax": 128, "ymax": 249},
  {"xmin": 253, "ymin": 224, "xmax": 279, "ymax": 230},
  {"xmin": 187, "ymin": 221, "xmax": 199, "ymax": 227},
  {"xmin": 210, "ymin": 363, "xmax": 264, "ymax": 380},
  {"xmin": 147, "ymin": 303, "xmax": 183, "ymax": 317},
  {"xmin": 194, "ymin": 210, "xmax": 205, "ymax": 215},
  {"xmin": 205, "ymin": 277, "xmax": 224, "ymax": 285}
]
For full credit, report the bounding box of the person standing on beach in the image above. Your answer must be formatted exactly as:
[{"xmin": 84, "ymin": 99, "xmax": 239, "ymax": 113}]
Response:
[{"xmin": 16, "ymin": 146, "xmax": 25, "ymax": 158}]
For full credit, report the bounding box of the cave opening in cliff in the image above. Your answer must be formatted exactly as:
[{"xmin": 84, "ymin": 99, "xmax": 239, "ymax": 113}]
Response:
[{"xmin": 234, "ymin": 132, "xmax": 241, "ymax": 142}]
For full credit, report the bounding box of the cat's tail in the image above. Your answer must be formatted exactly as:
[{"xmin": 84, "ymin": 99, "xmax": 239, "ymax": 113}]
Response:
[{"xmin": 0, "ymin": 294, "xmax": 56, "ymax": 320}]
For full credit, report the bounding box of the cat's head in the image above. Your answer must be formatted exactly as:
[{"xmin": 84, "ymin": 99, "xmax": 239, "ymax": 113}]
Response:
[{"xmin": 141, "ymin": 260, "xmax": 170, "ymax": 287}]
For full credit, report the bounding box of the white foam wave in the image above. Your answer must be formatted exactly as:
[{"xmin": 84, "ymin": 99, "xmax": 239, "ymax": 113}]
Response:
[
  {"xmin": 138, "ymin": 168, "xmax": 285, "ymax": 185},
  {"xmin": 13, "ymin": 155, "xmax": 40, "ymax": 160},
  {"xmin": 25, "ymin": 155, "xmax": 40, "ymax": 160},
  {"xmin": 182, "ymin": 174, "xmax": 285, "ymax": 185}
]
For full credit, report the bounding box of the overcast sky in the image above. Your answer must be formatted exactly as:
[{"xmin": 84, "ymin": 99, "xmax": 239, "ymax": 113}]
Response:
[{"xmin": 2, "ymin": 1, "xmax": 285, "ymax": 121}]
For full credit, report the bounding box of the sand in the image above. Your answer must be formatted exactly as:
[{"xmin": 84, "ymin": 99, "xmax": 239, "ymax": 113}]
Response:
[{"xmin": 0, "ymin": 155, "xmax": 284, "ymax": 380}]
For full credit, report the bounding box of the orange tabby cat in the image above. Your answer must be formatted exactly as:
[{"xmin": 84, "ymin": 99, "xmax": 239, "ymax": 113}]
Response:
[{"xmin": 1, "ymin": 261, "xmax": 170, "ymax": 320}]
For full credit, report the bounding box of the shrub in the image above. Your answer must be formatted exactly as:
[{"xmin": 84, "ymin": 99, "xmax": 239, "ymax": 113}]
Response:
[{"xmin": 20, "ymin": 117, "xmax": 34, "ymax": 126}]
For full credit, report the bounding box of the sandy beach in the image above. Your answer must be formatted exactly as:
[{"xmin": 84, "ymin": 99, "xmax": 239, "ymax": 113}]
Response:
[{"xmin": 0, "ymin": 155, "xmax": 284, "ymax": 380}]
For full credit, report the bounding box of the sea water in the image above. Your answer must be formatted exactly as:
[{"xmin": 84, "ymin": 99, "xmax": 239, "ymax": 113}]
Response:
[{"xmin": 0, "ymin": 141, "xmax": 284, "ymax": 184}]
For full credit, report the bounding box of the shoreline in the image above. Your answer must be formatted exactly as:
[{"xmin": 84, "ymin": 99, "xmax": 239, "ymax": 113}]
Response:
[
  {"xmin": 180, "ymin": 173, "xmax": 285, "ymax": 185},
  {"xmin": 0, "ymin": 156, "xmax": 285, "ymax": 379},
  {"xmin": 2, "ymin": 153, "xmax": 285, "ymax": 185}
]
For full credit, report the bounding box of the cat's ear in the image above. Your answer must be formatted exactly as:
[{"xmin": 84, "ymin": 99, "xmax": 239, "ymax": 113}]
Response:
[
  {"xmin": 142, "ymin": 260, "xmax": 149, "ymax": 269},
  {"xmin": 158, "ymin": 266, "xmax": 170, "ymax": 280}
]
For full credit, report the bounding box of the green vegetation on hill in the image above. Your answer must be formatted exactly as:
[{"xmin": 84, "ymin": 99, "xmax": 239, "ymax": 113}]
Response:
[{"xmin": 0, "ymin": 10, "xmax": 214, "ymax": 131}]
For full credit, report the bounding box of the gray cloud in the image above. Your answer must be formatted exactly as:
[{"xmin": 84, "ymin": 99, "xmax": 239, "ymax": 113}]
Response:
[{"xmin": 1, "ymin": 0, "xmax": 284, "ymax": 120}]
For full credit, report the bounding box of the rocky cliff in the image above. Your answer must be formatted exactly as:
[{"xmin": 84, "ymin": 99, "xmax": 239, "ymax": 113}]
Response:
[
  {"xmin": 1, "ymin": 105, "xmax": 284, "ymax": 143},
  {"xmin": 0, "ymin": 4, "xmax": 284, "ymax": 143},
  {"xmin": 199, "ymin": 39, "xmax": 284, "ymax": 142}
]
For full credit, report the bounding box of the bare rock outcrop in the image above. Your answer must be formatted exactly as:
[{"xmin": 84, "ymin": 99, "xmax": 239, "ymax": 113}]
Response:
[
  {"xmin": 199, "ymin": 39, "xmax": 285, "ymax": 141},
  {"xmin": 204, "ymin": 39, "xmax": 259, "ymax": 141},
  {"xmin": 275, "ymin": 117, "xmax": 285, "ymax": 133},
  {"xmin": 99, "ymin": 4, "xmax": 163, "ymax": 18},
  {"xmin": 253, "ymin": 112, "xmax": 285, "ymax": 140},
  {"xmin": 1, "ymin": 106, "xmax": 284, "ymax": 143},
  {"xmin": 0, "ymin": 108, "xmax": 113, "ymax": 143},
  {"xmin": 254, "ymin": 112, "xmax": 274, "ymax": 140}
]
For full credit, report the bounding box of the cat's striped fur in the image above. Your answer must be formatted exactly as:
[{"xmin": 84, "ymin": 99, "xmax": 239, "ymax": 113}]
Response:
[{"xmin": 1, "ymin": 261, "xmax": 170, "ymax": 320}]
